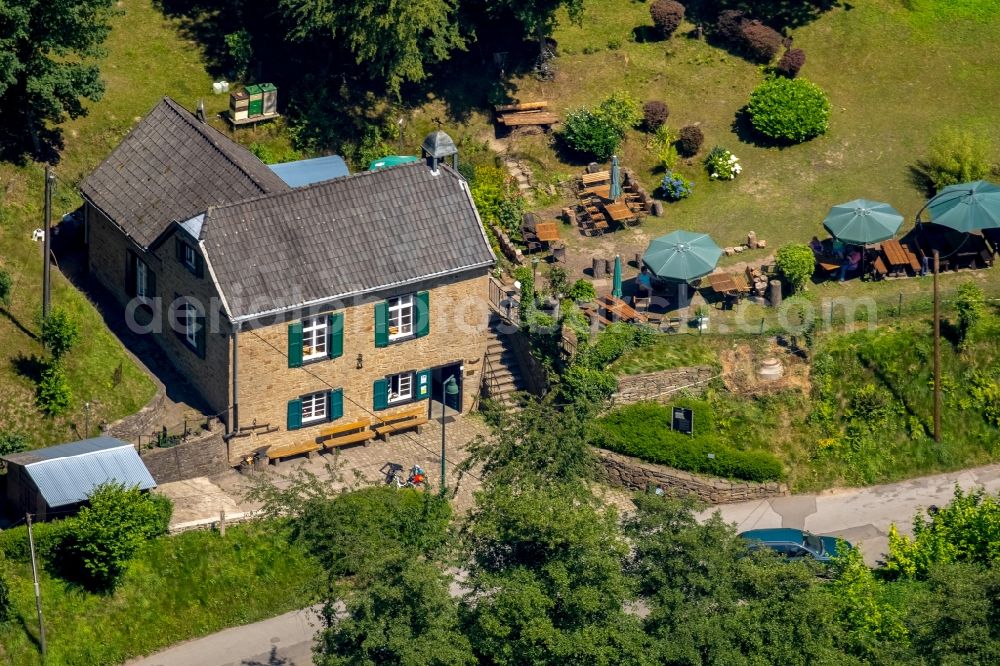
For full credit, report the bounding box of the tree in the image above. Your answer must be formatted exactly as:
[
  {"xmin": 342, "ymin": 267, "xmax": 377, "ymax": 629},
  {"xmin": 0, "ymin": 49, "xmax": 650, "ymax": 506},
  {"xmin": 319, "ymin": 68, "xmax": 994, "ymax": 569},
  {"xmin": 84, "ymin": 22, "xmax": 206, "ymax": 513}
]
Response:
[
  {"xmin": 60, "ymin": 483, "xmax": 172, "ymax": 590},
  {"xmin": 747, "ymin": 76, "xmax": 831, "ymax": 143},
  {"xmin": 650, "ymin": 0, "xmax": 685, "ymax": 39},
  {"xmin": 561, "ymin": 108, "xmax": 623, "ymax": 161},
  {"xmin": 830, "ymin": 547, "xmax": 908, "ymax": 662},
  {"xmin": 920, "ymin": 128, "xmax": 994, "ymax": 191},
  {"xmin": 278, "ymin": 0, "xmax": 466, "ymax": 97},
  {"xmin": 40, "ymin": 308, "xmax": 80, "ymax": 362},
  {"xmin": 0, "ymin": 0, "xmax": 117, "ymax": 158},
  {"xmin": 37, "ymin": 362, "xmax": 71, "ymax": 416},
  {"xmin": 314, "ymin": 556, "xmax": 475, "ymax": 666},
  {"xmin": 0, "ymin": 269, "xmax": 12, "ymax": 308},
  {"xmin": 775, "ymin": 243, "xmax": 816, "ymax": 292},
  {"xmin": 462, "ymin": 484, "xmax": 651, "ymax": 665},
  {"xmin": 224, "ymin": 29, "xmax": 254, "ymax": 81},
  {"xmin": 488, "ymin": 0, "xmax": 585, "ymax": 51}
]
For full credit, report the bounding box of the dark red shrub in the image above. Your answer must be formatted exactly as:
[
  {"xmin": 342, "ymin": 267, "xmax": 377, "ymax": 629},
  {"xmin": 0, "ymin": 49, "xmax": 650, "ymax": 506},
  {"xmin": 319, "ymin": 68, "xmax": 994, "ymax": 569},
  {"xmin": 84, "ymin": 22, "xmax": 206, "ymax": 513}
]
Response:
[
  {"xmin": 740, "ymin": 20, "xmax": 783, "ymax": 62},
  {"xmin": 715, "ymin": 9, "xmax": 746, "ymax": 44},
  {"xmin": 677, "ymin": 125, "xmax": 704, "ymax": 157},
  {"xmin": 776, "ymin": 48, "xmax": 806, "ymax": 77},
  {"xmin": 643, "ymin": 100, "xmax": 670, "ymax": 130},
  {"xmin": 650, "ymin": 0, "xmax": 686, "ymax": 39}
]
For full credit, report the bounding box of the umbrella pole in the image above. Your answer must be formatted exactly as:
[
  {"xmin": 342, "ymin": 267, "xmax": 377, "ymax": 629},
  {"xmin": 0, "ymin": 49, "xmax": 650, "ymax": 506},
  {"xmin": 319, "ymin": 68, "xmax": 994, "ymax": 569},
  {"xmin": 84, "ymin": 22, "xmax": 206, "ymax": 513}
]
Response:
[{"xmin": 933, "ymin": 249, "xmax": 941, "ymax": 443}]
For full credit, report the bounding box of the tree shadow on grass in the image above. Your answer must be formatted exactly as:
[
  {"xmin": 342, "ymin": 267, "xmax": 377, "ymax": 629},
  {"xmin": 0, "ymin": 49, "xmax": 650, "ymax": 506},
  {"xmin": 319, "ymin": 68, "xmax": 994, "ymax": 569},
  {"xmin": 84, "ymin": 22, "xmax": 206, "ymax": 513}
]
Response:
[
  {"xmin": 906, "ymin": 163, "xmax": 937, "ymax": 199},
  {"xmin": 11, "ymin": 353, "xmax": 46, "ymax": 384},
  {"xmin": 1, "ymin": 310, "xmax": 38, "ymax": 342},
  {"xmin": 632, "ymin": 26, "xmax": 661, "ymax": 44}
]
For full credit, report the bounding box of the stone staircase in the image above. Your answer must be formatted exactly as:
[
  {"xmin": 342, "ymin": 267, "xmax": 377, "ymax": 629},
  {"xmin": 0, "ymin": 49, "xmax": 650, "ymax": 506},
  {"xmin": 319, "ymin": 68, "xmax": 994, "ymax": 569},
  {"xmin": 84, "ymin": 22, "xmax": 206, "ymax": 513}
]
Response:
[
  {"xmin": 503, "ymin": 158, "xmax": 535, "ymax": 202},
  {"xmin": 481, "ymin": 317, "xmax": 530, "ymax": 406}
]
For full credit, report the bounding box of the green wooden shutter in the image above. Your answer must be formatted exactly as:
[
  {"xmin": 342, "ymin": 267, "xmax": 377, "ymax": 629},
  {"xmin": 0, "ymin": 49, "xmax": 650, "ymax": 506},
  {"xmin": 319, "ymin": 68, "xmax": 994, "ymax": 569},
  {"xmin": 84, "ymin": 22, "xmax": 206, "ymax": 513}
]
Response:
[
  {"xmin": 373, "ymin": 378, "xmax": 388, "ymax": 410},
  {"xmin": 287, "ymin": 399, "xmax": 302, "ymax": 430},
  {"xmin": 175, "ymin": 238, "xmax": 184, "ymax": 262},
  {"xmin": 374, "ymin": 301, "xmax": 389, "ymax": 348},
  {"xmin": 415, "ymin": 291, "xmax": 430, "ymax": 338},
  {"xmin": 288, "ymin": 322, "xmax": 303, "ymax": 368},
  {"xmin": 416, "ymin": 369, "xmax": 431, "ymax": 399},
  {"xmin": 124, "ymin": 251, "xmax": 136, "ymax": 297},
  {"xmin": 196, "ymin": 314, "xmax": 207, "ymax": 359},
  {"xmin": 328, "ymin": 313, "xmax": 344, "ymax": 359},
  {"xmin": 147, "ymin": 269, "xmax": 156, "ymax": 299},
  {"xmin": 328, "ymin": 389, "xmax": 343, "ymax": 421},
  {"xmin": 194, "ymin": 253, "xmax": 204, "ymax": 279}
]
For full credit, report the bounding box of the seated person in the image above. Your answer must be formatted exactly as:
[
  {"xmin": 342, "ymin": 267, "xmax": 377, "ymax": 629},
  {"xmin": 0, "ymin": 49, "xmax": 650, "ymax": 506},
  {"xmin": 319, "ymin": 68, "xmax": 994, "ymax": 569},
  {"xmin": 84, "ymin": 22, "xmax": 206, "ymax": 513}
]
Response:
[
  {"xmin": 839, "ymin": 248, "xmax": 862, "ymax": 281},
  {"xmin": 809, "ymin": 236, "xmax": 824, "ymax": 255},
  {"xmin": 637, "ymin": 268, "xmax": 653, "ymax": 296}
]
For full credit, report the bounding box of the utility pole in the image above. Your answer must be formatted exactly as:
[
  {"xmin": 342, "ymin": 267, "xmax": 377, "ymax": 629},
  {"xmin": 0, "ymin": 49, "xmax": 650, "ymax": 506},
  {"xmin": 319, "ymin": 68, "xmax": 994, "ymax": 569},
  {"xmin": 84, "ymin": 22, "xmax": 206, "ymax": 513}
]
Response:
[
  {"xmin": 42, "ymin": 166, "xmax": 54, "ymax": 318},
  {"xmin": 933, "ymin": 250, "xmax": 941, "ymax": 443},
  {"xmin": 26, "ymin": 513, "xmax": 47, "ymax": 658}
]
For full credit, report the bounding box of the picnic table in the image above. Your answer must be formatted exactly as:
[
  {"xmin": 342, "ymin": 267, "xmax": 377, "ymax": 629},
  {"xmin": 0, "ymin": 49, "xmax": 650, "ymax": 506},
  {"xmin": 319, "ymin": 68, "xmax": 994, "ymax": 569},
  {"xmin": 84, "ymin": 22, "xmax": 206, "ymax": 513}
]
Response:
[
  {"xmin": 703, "ymin": 272, "xmax": 750, "ymax": 308},
  {"xmin": 534, "ymin": 220, "xmax": 560, "ymax": 242},
  {"xmin": 596, "ymin": 295, "xmax": 647, "ymax": 324},
  {"xmin": 815, "ymin": 254, "xmax": 841, "ymax": 273},
  {"xmin": 581, "ymin": 184, "xmax": 611, "ymax": 199},
  {"xmin": 603, "ymin": 201, "xmax": 637, "ymax": 225},
  {"xmin": 880, "ymin": 239, "xmax": 922, "ymax": 275},
  {"xmin": 581, "ymin": 171, "xmax": 610, "ymax": 187}
]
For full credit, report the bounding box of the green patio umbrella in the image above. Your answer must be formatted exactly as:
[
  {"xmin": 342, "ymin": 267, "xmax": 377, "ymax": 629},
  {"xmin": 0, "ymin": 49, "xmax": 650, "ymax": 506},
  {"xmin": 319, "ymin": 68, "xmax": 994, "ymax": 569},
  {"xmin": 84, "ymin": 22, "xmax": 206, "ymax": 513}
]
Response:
[
  {"xmin": 823, "ymin": 199, "xmax": 904, "ymax": 245},
  {"xmin": 642, "ymin": 230, "xmax": 722, "ymax": 283},
  {"xmin": 924, "ymin": 180, "xmax": 1000, "ymax": 232},
  {"xmin": 612, "ymin": 254, "xmax": 623, "ymax": 298},
  {"xmin": 610, "ymin": 155, "xmax": 622, "ymax": 200}
]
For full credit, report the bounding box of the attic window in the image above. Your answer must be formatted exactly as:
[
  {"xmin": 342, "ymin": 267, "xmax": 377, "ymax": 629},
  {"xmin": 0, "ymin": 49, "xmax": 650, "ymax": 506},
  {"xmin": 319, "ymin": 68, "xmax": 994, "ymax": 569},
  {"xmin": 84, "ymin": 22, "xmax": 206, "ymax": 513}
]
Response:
[{"xmin": 183, "ymin": 244, "xmax": 197, "ymax": 271}]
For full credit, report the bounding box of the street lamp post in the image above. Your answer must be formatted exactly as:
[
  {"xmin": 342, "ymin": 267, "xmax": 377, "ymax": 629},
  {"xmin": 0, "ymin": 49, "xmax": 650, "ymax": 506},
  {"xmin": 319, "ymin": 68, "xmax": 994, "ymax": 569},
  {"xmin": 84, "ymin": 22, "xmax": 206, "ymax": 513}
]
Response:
[{"xmin": 440, "ymin": 375, "xmax": 460, "ymax": 496}]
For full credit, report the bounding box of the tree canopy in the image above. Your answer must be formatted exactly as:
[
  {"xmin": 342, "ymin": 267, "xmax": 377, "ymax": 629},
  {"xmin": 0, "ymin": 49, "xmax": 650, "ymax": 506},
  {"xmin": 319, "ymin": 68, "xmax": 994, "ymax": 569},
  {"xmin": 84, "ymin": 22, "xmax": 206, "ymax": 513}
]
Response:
[{"xmin": 0, "ymin": 0, "xmax": 116, "ymax": 159}]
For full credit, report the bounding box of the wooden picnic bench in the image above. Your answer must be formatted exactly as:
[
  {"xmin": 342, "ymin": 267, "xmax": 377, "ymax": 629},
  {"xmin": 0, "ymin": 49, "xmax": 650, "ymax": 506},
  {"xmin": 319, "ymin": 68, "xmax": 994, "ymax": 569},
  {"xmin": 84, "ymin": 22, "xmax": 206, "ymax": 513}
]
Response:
[
  {"xmin": 373, "ymin": 405, "xmax": 430, "ymax": 442},
  {"xmin": 494, "ymin": 101, "xmax": 558, "ymax": 128},
  {"xmin": 581, "ymin": 171, "xmax": 610, "ymax": 186},
  {"xmin": 319, "ymin": 418, "xmax": 373, "ymax": 449},
  {"xmin": 267, "ymin": 439, "xmax": 321, "ymax": 464},
  {"xmin": 596, "ymin": 295, "xmax": 648, "ymax": 324},
  {"xmin": 495, "ymin": 101, "xmax": 549, "ymax": 113}
]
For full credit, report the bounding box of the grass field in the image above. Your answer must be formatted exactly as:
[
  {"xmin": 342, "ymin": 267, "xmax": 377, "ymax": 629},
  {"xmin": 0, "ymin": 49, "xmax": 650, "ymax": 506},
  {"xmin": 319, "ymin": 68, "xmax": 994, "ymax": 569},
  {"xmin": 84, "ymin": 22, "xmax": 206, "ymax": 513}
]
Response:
[
  {"xmin": 0, "ymin": 521, "xmax": 319, "ymax": 666},
  {"xmin": 424, "ymin": 0, "xmax": 1000, "ymax": 263}
]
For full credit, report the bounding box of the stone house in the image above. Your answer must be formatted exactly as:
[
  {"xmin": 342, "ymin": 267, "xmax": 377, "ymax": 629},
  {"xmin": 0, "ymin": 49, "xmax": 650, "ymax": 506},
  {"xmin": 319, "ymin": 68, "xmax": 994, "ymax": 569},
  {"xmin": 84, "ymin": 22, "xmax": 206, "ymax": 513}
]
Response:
[{"xmin": 80, "ymin": 98, "xmax": 496, "ymax": 462}]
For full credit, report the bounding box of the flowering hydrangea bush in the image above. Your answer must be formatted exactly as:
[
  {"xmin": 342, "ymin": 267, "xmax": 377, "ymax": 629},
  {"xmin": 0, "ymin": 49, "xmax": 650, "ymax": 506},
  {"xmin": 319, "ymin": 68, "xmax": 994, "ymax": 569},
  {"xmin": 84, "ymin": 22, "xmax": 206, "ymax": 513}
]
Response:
[
  {"xmin": 705, "ymin": 146, "xmax": 742, "ymax": 180},
  {"xmin": 659, "ymin": 171, "xmax": 694, "ymax": 201}
]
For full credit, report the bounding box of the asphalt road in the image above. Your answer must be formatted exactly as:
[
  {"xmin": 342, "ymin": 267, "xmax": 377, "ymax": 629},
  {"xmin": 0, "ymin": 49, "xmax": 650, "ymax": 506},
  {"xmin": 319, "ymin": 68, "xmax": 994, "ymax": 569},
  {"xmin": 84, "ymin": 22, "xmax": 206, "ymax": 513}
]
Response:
[{"xmin": 131, "ymin": 463, "xmax": 1000, "ymax": 665}]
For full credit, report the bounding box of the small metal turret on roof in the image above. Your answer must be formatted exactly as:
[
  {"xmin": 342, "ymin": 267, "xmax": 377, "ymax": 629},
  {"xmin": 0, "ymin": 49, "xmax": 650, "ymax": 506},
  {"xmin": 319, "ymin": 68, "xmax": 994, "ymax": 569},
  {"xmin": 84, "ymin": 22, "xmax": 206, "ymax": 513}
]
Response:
[{"xmin": 421, "ymin": 130, "xmax": 458, "ymax": 173}]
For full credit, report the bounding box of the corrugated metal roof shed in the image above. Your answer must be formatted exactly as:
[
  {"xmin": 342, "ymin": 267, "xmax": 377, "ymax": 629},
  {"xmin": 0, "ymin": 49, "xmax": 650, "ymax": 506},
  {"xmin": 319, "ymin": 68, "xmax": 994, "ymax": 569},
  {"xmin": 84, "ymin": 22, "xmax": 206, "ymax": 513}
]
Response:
[
  {"xmin": 3, "ymin": 437, "xmax": 156, "ymax": 509},
  {"xmin": 268, "ymin": 155, "xmax": 350, "ymax": 188}
]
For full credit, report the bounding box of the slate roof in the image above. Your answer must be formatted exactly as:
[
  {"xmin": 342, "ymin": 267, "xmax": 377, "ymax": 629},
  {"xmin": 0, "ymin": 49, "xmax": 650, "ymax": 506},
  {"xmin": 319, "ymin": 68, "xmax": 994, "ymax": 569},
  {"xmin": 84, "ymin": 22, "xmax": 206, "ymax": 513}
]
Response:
[
  {"xmin": 201, "ymin": 162, "xmax": 495, "ymax": 321},
  {"xmin": 3, "ymin": 437, "xmax": 156, "ymax": 509},
  {"xmin": 80, "ymin": 97, "xmax": 289, "ymax": 248}
]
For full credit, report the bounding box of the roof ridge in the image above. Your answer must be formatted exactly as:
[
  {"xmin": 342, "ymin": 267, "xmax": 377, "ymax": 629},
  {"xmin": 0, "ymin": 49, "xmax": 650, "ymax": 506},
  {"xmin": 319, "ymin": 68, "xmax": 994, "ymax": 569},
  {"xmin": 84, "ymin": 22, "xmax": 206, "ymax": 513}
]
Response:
[
  {"xmin": 160, "ymin": 97, "xmax": 273, "ymax": 195},
  {"xmin": 203, "ymin": 160, "xmax": 454, "ymax": 220}
]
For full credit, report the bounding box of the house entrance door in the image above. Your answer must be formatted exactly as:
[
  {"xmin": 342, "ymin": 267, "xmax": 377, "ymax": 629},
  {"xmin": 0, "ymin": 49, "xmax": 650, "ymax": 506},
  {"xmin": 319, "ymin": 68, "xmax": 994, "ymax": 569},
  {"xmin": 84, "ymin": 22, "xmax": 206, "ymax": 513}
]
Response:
[{"xmin": 430, "ymin": 362, "xmax": 463, "ymax": 416}]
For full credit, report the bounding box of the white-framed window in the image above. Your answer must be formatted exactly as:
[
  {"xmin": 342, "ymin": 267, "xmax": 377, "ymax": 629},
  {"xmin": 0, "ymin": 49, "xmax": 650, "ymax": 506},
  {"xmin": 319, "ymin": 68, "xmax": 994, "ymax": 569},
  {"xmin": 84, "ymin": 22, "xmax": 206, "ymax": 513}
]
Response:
[
  {"xmin": 180, "ymin": 302, "xmax": 198, "ymax": 348},
  {"xmin": 388, "ymin": 295, "xmax": 414, "ymax": 340},
  {"xmin": 183, "ymin": 244, "xmax": 197, "ymax": 271},
  {"xmin": 302, "ymin": 316, "xmax": 327, "ymax": 360},
  {"xmin": 136, "ymin": 260, "xmax": 148, "ymax": 299},
  {"xmin": 388, "ymin": 371, "xmax": 414, "ymax": 404},
  {"xmin": 301, "ymin": 391, "xmax": 327, "ymax": 424}
]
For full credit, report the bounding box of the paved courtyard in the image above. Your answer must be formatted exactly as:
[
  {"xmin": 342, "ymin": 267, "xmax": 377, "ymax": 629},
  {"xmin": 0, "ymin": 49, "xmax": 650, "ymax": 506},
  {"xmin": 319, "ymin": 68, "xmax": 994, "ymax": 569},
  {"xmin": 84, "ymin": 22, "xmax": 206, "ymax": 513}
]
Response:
[{"xmin": 159, "ymin": 412, "xmax": 489, "ymax": 527}]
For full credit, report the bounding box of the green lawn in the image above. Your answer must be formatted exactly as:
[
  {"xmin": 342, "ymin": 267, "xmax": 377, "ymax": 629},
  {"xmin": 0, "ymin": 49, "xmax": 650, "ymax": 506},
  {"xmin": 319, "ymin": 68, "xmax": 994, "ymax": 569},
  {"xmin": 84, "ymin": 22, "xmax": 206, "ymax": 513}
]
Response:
[
  {"xmin": 0, "ymin": 521, "xmax": 320, "ymax": 666},
  {"xmin": 427, "ymin": 0, "xmax": 1000, "ymax": 261}
]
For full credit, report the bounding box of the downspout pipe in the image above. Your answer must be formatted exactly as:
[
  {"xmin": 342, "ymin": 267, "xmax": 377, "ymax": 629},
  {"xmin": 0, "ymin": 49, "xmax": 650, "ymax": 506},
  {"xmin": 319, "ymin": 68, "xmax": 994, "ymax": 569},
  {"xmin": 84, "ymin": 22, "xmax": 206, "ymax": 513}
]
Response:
[{"xmin": 231, "ymin": 323, "xmax": 240, "ymax": 435}]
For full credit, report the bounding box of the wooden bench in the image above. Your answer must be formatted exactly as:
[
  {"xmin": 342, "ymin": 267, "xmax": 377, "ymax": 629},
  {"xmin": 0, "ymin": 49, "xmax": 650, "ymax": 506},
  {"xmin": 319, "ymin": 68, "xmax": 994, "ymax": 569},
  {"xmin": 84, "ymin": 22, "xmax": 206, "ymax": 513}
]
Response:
[
  {"xmin": 319, "ymin": 418, "xmax": 373, "ymax": 449},
  {"xmin": 267, "ymin": 439, "xmax": 320, "ymax": 464},
  {"xmin": 373, "ymin": 405, "xmax": 430, "ymax": 442},
  {"xmin": 581, "ymin": 171, "xmax": 610, "ymax": 186},
  {"xmin": 498, "ymin": 111, "xmax": 559, "ymax": 127},
  {"xmin": 495, "ymin": 101, "xmax": 549, "ymax": 113}
]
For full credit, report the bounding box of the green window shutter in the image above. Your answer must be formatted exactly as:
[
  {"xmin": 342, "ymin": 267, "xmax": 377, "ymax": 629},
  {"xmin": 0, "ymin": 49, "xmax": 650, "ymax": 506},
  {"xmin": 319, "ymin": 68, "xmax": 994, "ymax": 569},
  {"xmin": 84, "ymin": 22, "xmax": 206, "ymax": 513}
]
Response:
[
  {"xmin": 328, "ymin": 389, "xmax": 343, "ymax": 421},
  {"xmin": 374, "ymin": 301, "xmax": 389, "ymax": 348},
  {"xmin": 175, "ymin": 238, "xmax": 184, "ymax": 262},
  {"xmin": 416, "ymin": 369, "xmax": 431, "ymax": 399},
  {"xmin": 147, "ymin": 269, "xmax": 156, "ymax": 299},
  {"xmin": 125, "ymin": 251, "xmax": 136, "ymax": 297},
  {"xmin": 328, "ymin": 313, "xmax": 344, "ymax": 359},
  {"xmin": 288, "ymin": 322, "xmax": 303, "ymax": 368},
  {"xmin": 415, "ymin": 291, "xmax": 430, "ymax": 338},
  {"xmin": 194, "ymin": 253, "xmax": 204, "ymax": 279},
  {"xmin": 373, "ymin": 378, "xmax": 388, "ymax": 411},
  {"xmin": 196, "ymin": 314, "xmax": 207, "ymax": 359},
  {"xmin": 287, "ymin": 399, "xmax": 302, "ymax": 430}
]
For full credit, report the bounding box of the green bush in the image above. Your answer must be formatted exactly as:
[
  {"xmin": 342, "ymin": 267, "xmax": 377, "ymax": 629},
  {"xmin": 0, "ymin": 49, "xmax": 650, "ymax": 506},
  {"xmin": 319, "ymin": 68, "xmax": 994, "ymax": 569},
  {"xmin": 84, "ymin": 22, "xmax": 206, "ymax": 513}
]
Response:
[
  {"xmin": 561, "ymin": 365, "xmax": 619, "ymax": 404},
  {"xmin": 561, "ymin": 91, "xmax": 641, "ymax": 160},
  {"xmin": 470, "ymin": 164, "xmax": 524, "ymax": 237},
  {"xmin": 37, "ymin": 362, "xmax": 72, "ymax": 416},
  {"xmin": 59, "ymin": 483, "xmax": 173, "ymax": 591},
  {"xmin": 593, "ymin": 401, "xmax": 784, "ymax": 482},
  {"xmin": 0, "ymin": 570, "xmax": 10, "ymax": 624},
  {"xmin": 577, "ymin": 322, "xmax": 654, "ymax": 369},
  {"xmin": 955, "ymin": 280, "xmax": 986, "ymax": 347},
  {"xmin": 0, "ymin": 431, "xmax": 29, "ymax": 456},
  {"xmin": 597, "ymin": 90, "xmax": 642, "ymax": 134},
  {"xmin": 747, "ymin": 77, "xmax": 831, "ymax": 143},
  {"xmin": 40, "ymin": 308, "xmax": 80, "ymax": 361},
  {"xmin": 0, "ymin": 517, "xmax": 76, "ymax": 562},
  {"xmin": 568, "ymin": 279, "xmax": 597, "ymax": 302},
  {"xmin": 775, "ymin": 243, "xmax": 815, "ymax": 292},
  {"xmin": 0, "ymin": 268, "xmax": 12, "ymax": 308},
  {"xmin": 921, "ymin": 128, "xmax": 993, "ymax": 190}
]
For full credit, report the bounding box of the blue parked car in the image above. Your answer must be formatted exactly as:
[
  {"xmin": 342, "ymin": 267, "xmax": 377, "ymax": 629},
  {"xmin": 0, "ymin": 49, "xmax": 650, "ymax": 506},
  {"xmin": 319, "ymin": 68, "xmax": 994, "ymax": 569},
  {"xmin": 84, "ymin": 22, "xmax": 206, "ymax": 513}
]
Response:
[{"xmin": 739, "ymin": 528, "xmax": 851, "ymax": 563}]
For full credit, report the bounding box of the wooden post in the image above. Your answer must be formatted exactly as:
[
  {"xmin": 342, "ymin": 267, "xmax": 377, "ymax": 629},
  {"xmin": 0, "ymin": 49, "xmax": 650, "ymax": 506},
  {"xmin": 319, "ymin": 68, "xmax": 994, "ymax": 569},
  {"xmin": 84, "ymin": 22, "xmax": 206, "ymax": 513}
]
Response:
[
  {"xmin": 42, "ymin": 167, "xmax": 53, "ymax": 319},
  {"xmin": 933, "ymin": 250, "xmax": 941, "ymax": 443},
  {"xmin": 26, "ymin": 513, "xmax": 47, "ymax": 657},
  {"xmin": 219, "ymin": 510, "xmax": 226, "ymax": 536},
  {"xmin": 768, "ymin": 280, "xmax": 782, "ymax": 308}
]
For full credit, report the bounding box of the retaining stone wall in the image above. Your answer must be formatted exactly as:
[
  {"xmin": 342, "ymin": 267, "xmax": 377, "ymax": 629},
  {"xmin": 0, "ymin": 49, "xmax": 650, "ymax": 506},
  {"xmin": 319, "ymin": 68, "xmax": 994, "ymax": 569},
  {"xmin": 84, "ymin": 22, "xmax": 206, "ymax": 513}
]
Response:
[
  {"xmin": 139, "ymin": 428, "xmax": 228, "ymax": 484},
  {"xmin": 597, "ymin": 450, "xmax": 788, "ymax": 504},
  {"xmin": 613, "ymin": 366, "xmax": 716, "ymax": 405},
  {"xmin": 101, "ymin": 385, "xmax": 166, "ymax": 442}
]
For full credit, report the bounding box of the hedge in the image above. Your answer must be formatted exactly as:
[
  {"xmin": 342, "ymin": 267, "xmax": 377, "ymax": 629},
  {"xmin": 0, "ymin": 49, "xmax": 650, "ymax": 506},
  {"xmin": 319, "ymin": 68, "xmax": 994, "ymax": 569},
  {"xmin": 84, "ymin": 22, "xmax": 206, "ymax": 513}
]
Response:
[{"xmin": 591, "ymin": 401, "xmax": 783, "ymax": 482}]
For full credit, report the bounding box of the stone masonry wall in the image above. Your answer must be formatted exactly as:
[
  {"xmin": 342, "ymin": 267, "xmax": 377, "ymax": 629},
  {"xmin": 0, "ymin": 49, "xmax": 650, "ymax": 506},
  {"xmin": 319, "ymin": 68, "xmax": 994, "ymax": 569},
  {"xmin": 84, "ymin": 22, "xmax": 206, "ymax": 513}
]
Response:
[
  {"xmin": 139, "ymin": 428, "xmax": 228, "ymax": 484},
  {"xmin": 613, "ymin": 366, "xmax": 716, "ymax": 405},
  {"xmin": 229, "ymin": 271, "xmax": 492, "ymax": 462},
  {"xmin": 598, "ymin": 450, "xmax": 788, "ymax": 504}
]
